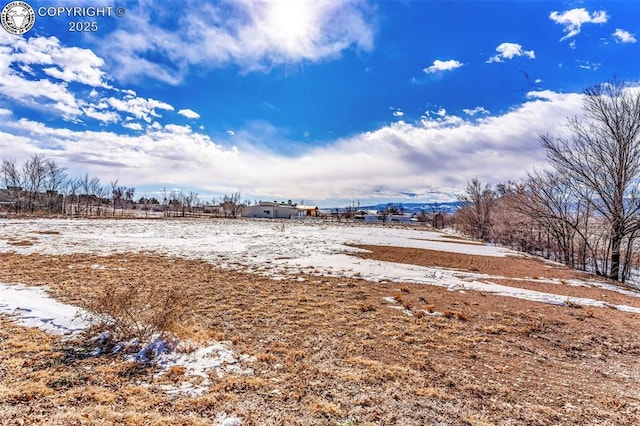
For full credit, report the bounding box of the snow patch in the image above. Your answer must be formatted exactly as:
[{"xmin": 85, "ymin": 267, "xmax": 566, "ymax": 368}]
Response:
[
  {"xmin": 215, "ymin": 412, "xmax": 242, "ymax": 426},
  {"xmin": 0, "ymin": 282, "xmax": 89, "ymax": 335},
  {"xmin": 150, "ymin": 338, "xmax": 254, "ymax": 396}
]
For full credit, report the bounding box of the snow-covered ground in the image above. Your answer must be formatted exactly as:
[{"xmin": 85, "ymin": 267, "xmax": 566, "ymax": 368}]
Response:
[
  {"xmin": 0, "ymin": 282, "xmax": 89, "ymax": 334},
  {"xmin": 0, "ymin": 217, "xmax": 511, "ymax": 259},
  {"xmin": 1, "ymin": 218, "xmax": 640, "ymax": 313}
]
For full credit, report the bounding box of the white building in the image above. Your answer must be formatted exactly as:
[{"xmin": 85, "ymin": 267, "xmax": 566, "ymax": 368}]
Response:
[{"xmin": 243, "ymin": 201, "xmax": 317, "ymax": 219}]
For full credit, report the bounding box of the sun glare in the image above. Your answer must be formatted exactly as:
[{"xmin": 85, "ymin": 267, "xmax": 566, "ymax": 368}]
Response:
[{"xmin": 266, "ymin": 1, "xmax": 315, "ymax": 48}]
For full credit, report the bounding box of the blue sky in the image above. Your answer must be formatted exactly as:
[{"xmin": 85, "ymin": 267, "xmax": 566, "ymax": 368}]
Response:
[{"xmin": 0, "ymin": 0, "xmax": 639, "ymax": 207}]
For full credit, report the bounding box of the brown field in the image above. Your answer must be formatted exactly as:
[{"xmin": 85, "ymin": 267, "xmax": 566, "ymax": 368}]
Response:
[
  {"xmin": 1, "ymin": 247, "xmax": 640, "ymax": 425},
  {"xmin": 352, "ymin": 244, "xmax": 640, "ymax": 308}
]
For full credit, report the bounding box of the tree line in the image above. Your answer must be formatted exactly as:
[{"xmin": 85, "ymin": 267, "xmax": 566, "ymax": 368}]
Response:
[
  {"xmin": 455, "ymin": 79, "xmax": 640, "ymax": 284},
  {"xmin": 0, "ymin": 154, "xmax": 245, "ymax": 218}
]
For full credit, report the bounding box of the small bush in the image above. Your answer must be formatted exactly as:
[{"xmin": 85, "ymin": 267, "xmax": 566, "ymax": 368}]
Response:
[
  {"xmin": 48, "ymin": 373, "xmax": 88, "ymax": 390},
  {"xmin": 84, "ymin": 280, "xmax": 190, "ymax": 344},
  {"xmin": 443, "ymin": 310, "xmax": 467, "ymax": 321},
  {"xmin": 565, "ymin": 299, "xmax": 583, "ymax": 309},
  {"xmin": 359, "ymin": 303, "xmax": 376, "ymax": 313}
]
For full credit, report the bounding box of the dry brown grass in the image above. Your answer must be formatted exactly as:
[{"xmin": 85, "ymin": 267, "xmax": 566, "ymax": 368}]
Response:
[
  {"xmin": 0, "ymin": 251, "xmax": 639, "ymax": 425},
  {"xmin": 351, "ymin": 244, "xmax": 582, "ymax": 278},
  {"xmin": 6, "ymin": 240, "xmax": 35, "ymax": 246},
  {"xmin": 351, "ymin": 244, "xmax": 640, "ymax": 308}
]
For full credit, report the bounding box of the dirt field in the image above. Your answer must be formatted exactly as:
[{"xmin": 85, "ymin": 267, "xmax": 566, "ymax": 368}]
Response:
[
  {"xmin": 352, "ymin": 244, "xmax": 640, "ymax": 308},
  {"xmin": 1, "ymin": 248, "xmax": 639, "ymax": 425}
]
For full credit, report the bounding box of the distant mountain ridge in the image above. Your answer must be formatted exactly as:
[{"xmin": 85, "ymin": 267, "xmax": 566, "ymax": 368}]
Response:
[{"xmin": 332, "ymin": 201, "xmax": 463, "ymax": 214}]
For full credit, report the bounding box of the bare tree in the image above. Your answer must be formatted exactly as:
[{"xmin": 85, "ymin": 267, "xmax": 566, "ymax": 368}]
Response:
[
  {"xmin": 78, "ymin": 173, "xmax": 91, "ymax": 215},
  {"xmin": 220, "ymin": 192, "xmax": 243, "ymax": 218},
  {"xmin": 1, "ymin": 159, "xmax": 23, "ymax": 213},
  {"xmin": 169, "ymin": 189, "xmax": 184, "ymax": 217},
  {"xmin": 92, "ymin": 179, "xmax": 108, "ymax": 216},
  {"xmin": 183, "ymin": 191, "xmax": 198, "ymax": 217},
  {"xmin": 161, "ymin": 187, "xmax": 169, "ymax": 217},
  {"xmin": 518, "ymin": 171, "xmax": 595, "ymax": 268},
  {"xmin": 123, "ymin": 187, "xmax": 136, "ymax": 214},
  {"xmin": 110, "ymin": 180, "xmax": 120, "ymax": 216},
  {"xmin": 22, "ymin": 154, "xmax": 47, "ymax": 213},
  {"xmin": 44, "ymin": 159, "xmax": 66, "ymax": 214},
  {"xmin": 77, "ymin": 173, "xmax": 105, "ymax": 215},
  {"xmin": 456, "ymin": 178, "xmax": 496, "ymax": 240},
  {"xmin": 491, "ymin": 182, "xmax": 538, "ymax": 253},
  {"xmin": 343, "ymin": 204, "xmax": 355, "ymax": 220},
  {"xmin": 65, "ymin": 177, "xmax": 80, "ymax": 215},
  {"xmin": 540, "ymin": 79, "xmax": 640, "ymax": 281}
]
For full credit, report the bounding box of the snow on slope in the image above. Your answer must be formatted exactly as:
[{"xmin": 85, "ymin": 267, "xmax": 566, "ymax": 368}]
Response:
[{"xmin": 1, "ymin": 218, "xmax": 640, "ymax": 313}]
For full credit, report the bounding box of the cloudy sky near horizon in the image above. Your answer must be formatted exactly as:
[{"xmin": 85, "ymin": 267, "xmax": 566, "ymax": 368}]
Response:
[{"xmin": 0, "ymin": 0, "xmax": 638, "ymax": 207}]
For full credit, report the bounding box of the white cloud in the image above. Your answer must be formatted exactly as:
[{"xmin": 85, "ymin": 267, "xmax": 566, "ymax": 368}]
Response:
[
  {"xmin": 613, "ymin": 28, "xmax": 637, "ymax": 44},
  {"xmin": 0, "ymin": 34, "xmax": 166, "ymax": 127},
  {"xmin": 0, "ymin": 37, "xmax": 80, "ymax": 118},
  {"xmin": 487, "ymin": 43, "xmax": 535, "ymax": 63},
  {"xmin": 122, "ymin": 122, "xmax": 143, "ymax": 131},
  {"xmin": 11, "ymin": 36, "xmax": 110, "ymax": 88},
  {"xmin": 119, "ymin": 89, "xmax": 137, "ymax": 97},
  {"xmin": 463, "ymin": 107, "xmax": 490, "ymax": 116},
  {"xmin": 577, "ymin": 61, "xmax": 601, "ymax": 71},
  {"xmin": 0, "ymin": 89, "xmax": 588, "ymax": 201},
  {"xmin": 549, "ymin": 8, "xmax": 608, "ymax": 41},
  {"xmin": 226, "ymin": 130, "xmax": 235, "ymax": 136},
  {"xmin": 393, "ymin": 110, "xmax": 404, "ymax": 117},
  {"xmin": 83, "ymin": 107, "xmax": 120, "ymax": 124},
  {"xmin": 104, "ymin": 97, "xmax": 174, "ymax": 123},
  {"xmin": 178, "ymin": 109, "xmax": 200, "ymax": 119},
  {"xmin": 423, "ymin": 59, "xmax": 463, "ymax": 74},
  {"xmin": 97, "ymin": 1, "xmax": 375, "ymax": 84}
]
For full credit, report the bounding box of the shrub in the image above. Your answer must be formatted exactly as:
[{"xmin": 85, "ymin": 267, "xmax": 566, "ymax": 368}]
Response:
[
  {"xmin": 359, "ymin": 303, "xmax": 376, "ymax": 313},
  {"xmin": 443, "ymin": 310, "xmax": 467, "ymax": 321},
  {"xmin": 84, "ymin": 280, "xmax": 190, "ymax": 344}
]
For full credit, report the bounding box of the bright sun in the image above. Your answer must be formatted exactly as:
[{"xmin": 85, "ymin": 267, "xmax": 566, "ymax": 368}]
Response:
[{"xmin": 266, "ymin": 1, "xmax": 315, "ymax": 47}]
